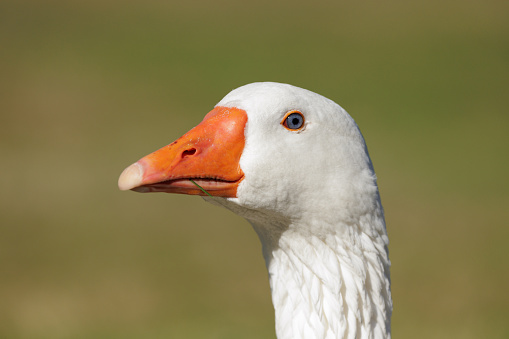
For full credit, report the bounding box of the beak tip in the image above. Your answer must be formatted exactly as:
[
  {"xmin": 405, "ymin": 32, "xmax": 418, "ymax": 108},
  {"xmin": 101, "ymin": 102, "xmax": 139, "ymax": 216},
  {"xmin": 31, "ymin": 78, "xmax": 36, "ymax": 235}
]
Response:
[{"xmin": 118, "ymin": 162, "xmax": 144, "ymax": 191}]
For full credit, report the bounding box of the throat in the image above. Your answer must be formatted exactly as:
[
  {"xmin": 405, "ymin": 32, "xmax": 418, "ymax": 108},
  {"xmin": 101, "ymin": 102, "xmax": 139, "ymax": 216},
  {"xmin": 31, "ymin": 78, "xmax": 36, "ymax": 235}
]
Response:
[{"xmin": 251, "ymin": 220, "xmax": 392, "ymax": 339}]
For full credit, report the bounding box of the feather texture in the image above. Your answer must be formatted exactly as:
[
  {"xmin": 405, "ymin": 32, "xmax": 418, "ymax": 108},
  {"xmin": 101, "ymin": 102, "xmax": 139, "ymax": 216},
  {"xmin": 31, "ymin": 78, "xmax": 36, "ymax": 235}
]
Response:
[{"xmin": 210, "ymin": 82, "xmax": 392, "ymax": 338}]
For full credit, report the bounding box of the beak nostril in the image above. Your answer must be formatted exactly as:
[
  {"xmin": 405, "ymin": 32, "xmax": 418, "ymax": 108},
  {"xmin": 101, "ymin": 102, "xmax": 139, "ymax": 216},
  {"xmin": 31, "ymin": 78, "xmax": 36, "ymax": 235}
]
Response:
[{"xmin": 182, "ymin": 148, "xmax": 197, "ymax": 158}]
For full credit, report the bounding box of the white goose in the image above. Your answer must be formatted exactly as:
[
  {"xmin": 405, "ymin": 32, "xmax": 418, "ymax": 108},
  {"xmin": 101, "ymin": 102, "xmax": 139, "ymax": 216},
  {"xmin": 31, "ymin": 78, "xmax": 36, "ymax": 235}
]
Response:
[{"xmin": 118, "ymin": 82, "xmax": 392, "ymax": 339}]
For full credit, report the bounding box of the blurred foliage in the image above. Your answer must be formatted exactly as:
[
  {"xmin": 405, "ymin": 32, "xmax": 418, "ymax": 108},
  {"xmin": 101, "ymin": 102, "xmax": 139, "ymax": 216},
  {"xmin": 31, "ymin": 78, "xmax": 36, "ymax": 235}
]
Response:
[{"xmin": 1, "ymin": 0, "xmax": 508, "ymax": 338}]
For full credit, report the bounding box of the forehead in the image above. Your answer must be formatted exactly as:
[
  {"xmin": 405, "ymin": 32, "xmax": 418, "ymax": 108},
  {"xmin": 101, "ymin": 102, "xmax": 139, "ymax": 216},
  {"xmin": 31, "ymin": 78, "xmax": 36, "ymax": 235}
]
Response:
[
  {"xmin": 216, "ymin": 83, "xmax": 325, "ymax": 114},
  {"xmin": 214, "ymin": 82, "xmax": 359, "ymax": 139}
]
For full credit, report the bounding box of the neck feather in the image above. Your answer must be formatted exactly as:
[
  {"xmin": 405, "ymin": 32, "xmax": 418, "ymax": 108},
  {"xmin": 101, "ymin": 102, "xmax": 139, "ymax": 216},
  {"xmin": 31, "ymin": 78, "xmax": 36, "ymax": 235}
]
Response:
[{"xmin": 250, "ymin": 212, "xmax": 392, "ymax": 339}]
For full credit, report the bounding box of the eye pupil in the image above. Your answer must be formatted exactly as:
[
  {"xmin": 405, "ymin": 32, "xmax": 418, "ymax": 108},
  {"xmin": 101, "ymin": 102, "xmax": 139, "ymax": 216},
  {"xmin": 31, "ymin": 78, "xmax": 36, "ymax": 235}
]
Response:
[{"xmin": 285, "ymin": 112, "xmax": 304, "ymax": 130}]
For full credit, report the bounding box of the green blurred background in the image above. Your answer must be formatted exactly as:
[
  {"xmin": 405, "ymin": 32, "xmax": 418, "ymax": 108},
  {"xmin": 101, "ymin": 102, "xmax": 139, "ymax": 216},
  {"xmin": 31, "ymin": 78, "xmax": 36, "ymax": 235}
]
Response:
[{"xmin": 1, "ymin": 0, "xmax": 508, "ymax": 338}]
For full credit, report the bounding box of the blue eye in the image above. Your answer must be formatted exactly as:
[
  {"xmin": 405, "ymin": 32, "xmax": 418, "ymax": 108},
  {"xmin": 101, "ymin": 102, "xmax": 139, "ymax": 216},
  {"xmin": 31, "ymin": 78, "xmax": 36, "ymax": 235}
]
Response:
[{"xmin": 283, "ymin": 112, "xmax": 305, "ymax": 130}]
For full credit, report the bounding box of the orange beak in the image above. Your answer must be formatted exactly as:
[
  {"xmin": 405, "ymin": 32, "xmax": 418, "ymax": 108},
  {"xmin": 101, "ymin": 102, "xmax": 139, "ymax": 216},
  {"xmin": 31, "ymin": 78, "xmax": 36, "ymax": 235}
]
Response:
[{"xmin": 118, "ymin": 106, "xmax": 247, "ymax": 198}]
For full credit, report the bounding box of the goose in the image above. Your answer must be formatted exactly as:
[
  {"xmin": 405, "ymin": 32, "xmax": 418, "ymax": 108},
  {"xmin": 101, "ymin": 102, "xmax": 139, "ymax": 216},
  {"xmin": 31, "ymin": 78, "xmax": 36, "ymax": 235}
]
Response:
[{"xmin": 118, "ymin": 82, "xmax": 392, "ymax": 339}]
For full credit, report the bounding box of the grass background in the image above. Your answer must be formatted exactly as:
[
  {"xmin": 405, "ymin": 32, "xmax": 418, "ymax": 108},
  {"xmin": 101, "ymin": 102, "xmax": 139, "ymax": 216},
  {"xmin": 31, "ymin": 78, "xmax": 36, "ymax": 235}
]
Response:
[{"xmin": 1, "ymin": 0, "xmax": 508, "ymax": 338}]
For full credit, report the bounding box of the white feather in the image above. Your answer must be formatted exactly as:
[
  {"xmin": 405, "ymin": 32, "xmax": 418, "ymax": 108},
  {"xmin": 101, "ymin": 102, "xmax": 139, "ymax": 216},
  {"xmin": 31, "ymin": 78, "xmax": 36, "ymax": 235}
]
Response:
[{"xmin": 208, "ymin": 82, "xmax": 392, "ymax": 338}]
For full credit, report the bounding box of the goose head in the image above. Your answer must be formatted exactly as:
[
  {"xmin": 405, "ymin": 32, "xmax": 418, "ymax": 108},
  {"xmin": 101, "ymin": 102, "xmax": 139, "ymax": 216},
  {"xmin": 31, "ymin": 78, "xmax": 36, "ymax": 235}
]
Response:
[
  {"xmin": 119, "ymin": 82, "xmax": 391, "ymax": 338},
  {"xmin": 119, "ymin": 82, "xmax": 379, "ymax": 229}
]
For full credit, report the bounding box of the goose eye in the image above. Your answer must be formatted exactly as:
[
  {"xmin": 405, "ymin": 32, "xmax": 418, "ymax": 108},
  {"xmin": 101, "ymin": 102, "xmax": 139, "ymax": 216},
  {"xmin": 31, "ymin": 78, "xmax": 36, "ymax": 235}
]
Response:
[{"xmin": 282, "ymin": 111, "xmax": 305, "ymax": 130}]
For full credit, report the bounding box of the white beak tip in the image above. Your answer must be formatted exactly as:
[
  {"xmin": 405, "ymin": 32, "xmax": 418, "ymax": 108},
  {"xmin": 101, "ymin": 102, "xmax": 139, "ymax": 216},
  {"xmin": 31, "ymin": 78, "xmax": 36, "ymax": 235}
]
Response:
[{"xmin": 118, "ymin": 163, "xmax": 144, "ymax": 191}]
